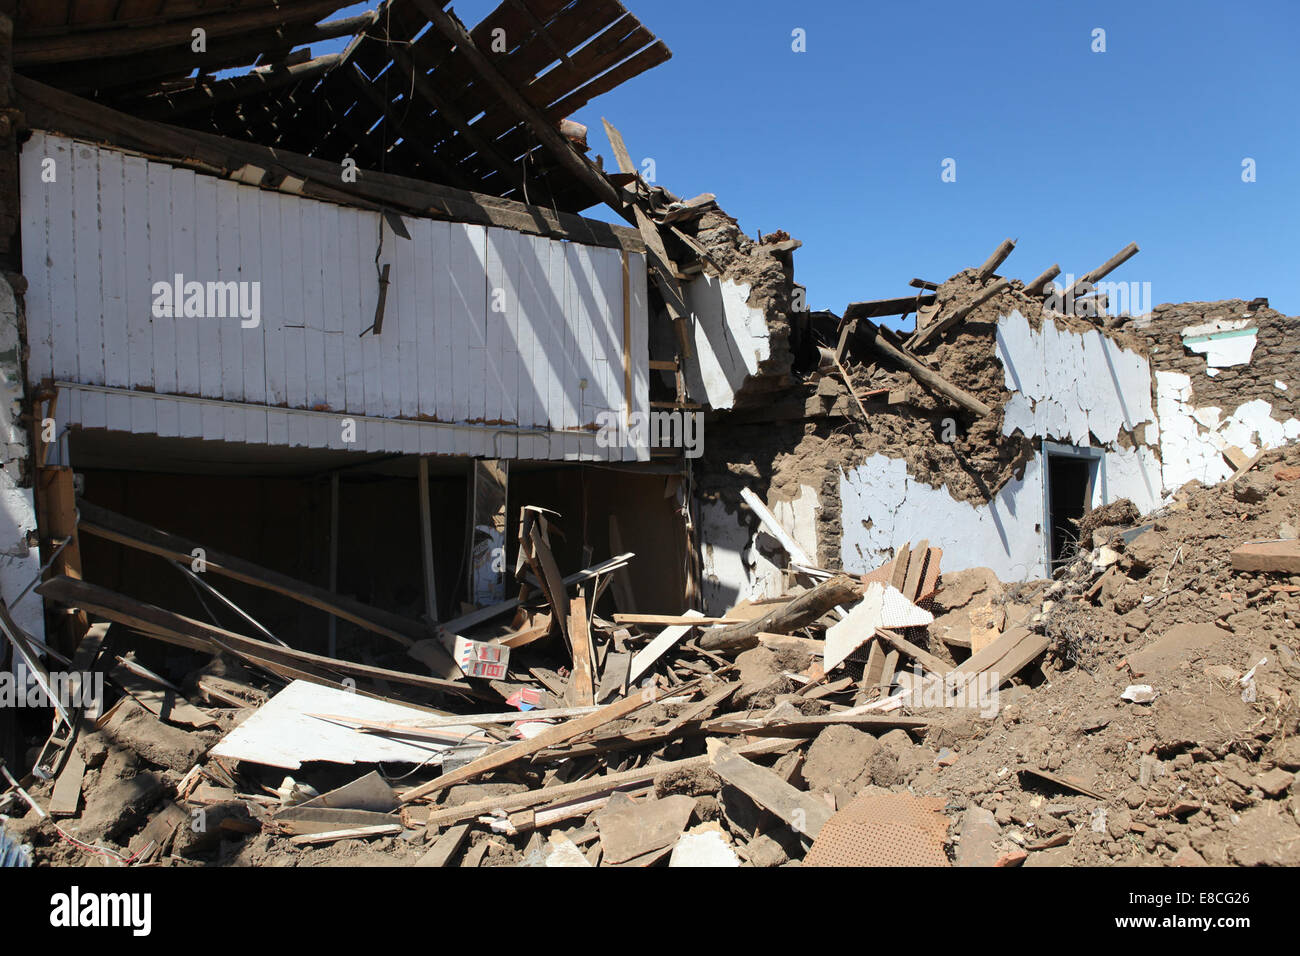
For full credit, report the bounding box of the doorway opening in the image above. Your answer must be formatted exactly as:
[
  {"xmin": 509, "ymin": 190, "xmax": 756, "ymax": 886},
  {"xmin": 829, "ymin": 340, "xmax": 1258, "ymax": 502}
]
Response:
[{"xmin": 1042, "ymin": 442, "xmax": 1102, "ymax": 572}]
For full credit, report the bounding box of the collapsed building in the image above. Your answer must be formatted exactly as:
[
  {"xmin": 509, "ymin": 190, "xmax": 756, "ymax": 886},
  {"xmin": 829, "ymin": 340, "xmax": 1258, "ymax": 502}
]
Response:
[{"xmin": 0, "ymin": 0, "xmax": 1296, "ymax": 868}]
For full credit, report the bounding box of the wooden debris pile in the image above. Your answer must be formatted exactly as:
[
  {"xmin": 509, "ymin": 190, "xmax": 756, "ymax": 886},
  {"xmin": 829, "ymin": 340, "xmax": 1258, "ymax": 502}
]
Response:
[{"xmin": 0, "ymin": 485, "xmax": 1071, "ymax": 867}]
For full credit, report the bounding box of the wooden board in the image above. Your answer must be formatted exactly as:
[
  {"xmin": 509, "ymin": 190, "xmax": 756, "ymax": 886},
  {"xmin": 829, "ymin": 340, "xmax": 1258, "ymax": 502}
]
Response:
[{"xmin": 711, "ymin": 745, "xmax": 833, "ymax": 839}]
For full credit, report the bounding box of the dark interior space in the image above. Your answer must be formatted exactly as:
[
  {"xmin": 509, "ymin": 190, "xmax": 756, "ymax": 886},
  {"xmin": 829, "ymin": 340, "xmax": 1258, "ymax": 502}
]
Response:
[
  {"xmin": 76, "ymin": 467, "xmax": 468, "ymax": 668},
  {"xmin": 1047, "ymin": 453, "xmax": 1093, "ymax": 569}
]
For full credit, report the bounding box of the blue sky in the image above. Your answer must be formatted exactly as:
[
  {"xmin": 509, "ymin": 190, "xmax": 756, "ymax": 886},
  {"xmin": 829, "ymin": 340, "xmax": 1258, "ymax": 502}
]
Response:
[{"xmin": 323, "ymin": 1, "xmax": 1300, "ymax": 315}]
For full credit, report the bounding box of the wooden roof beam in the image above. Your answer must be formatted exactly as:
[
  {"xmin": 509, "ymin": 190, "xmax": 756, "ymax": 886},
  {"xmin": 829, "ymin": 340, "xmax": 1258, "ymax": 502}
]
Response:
[{"xmin": 15, "ymin": 0, "xmax": 350, "ymax": 66}]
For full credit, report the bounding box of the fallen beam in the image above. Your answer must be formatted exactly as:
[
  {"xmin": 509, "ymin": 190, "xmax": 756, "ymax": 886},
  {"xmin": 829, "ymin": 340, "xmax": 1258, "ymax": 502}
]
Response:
[
  {"xmin": 854, "ymin": 321, "xmax": 994, "ymax": 417},
  {"xmin": 698, "ymin": 575, "xmax": 862, "ymax": 654},
  {"xmin": 73, "ymin": 500, "xmax": 458, "ymax": 674},
  {"xmin": 35, "ymin": 576, "xmax": 477, "ymax": 699},
  {"xmin": 399, "ymin": 677, "xmax": 703, "ymax": 803}
]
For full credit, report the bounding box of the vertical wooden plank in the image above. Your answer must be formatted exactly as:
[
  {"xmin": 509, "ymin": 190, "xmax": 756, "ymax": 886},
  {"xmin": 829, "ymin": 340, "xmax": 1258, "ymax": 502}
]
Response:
[
  {"xmin": 337, "ymin": 208, "xmax": 364, "ymax": 419},
  {"xmin": 46, "ymin": 136, "xmax": 76, "ymax": 386},
  {"xmin": 498, "ymin": 229, "xmax": 519, "ymax": 459},
  {"xmin": 19, "ymin": 131, "xmax": 54, "ymax": 385},
  {"xmin": 448, "ymin": 222, "xmax": 472, "ymax": 454},
  {"xmin": 144, "ymin": 159, "xmax": 177, "ymax": 436},
  {"xmin": 299, "ymin": 196, "xmax": 326, "ymax": 449},
  {"xmin": 278, "ymin": 193, "xmax": 307, "ymax": 447},
  {"xmin": 214, "ymin": 177, "xmax": 243, "ymax": 441},
  {"xmin": 629, "ymin": 251, "xmax": 650, "ymax": 462},
  {"xmin": 430, "ymin": 219, "xmax": 453, "ymax": 428},
  {"xmin": 513, "ymin": 235, "xmax": 538, "ymax": 457},
  {"xmin": 359, "ymin": 211, "xmax": 383, "ymax": 419},
  {"xmin": 169, "ymin": 167, "xmax": 202, "ymax": 438},
  {"xmin": 394, "ymin": 216, "xmax": 419, "ymax": 422},
  {"xmin": 258, "ymin": 191, "xmax": 288, "ymax": 447},
  {"xmin": 545, "ymin": 237, "xmax": 566, "ymax": 460},
  {"xmin": 413, "ymin": 218, "xmax": 435, "ymax": 425},
  {"xmin": 320, "ymin": 202, "xmax": 346, "ymax": 419},
  {"xmin": 121, "ymin": 152, "xmax": 155, "ymax": 436},
  {"xmin": 71, "ymin": 141, "xmax": 106, "ymax": 439},
  {"xmin": 484, "ymin": 227, "xmax": 506, "ymax": 438},
  {"xmin": 237, "ymin": 183, "xmax": 267, "ymax": 443},
  {"xmin": 191, "ymin": 174, "xmax": 220, "ymax": 438}
]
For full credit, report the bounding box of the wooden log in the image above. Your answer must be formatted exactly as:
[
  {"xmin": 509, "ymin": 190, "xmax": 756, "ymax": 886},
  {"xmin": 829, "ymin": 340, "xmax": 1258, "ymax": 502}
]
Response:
[
  {"xmin": 977, "ymin": 238, "xmax": 1016, "ymax": 281},
  {"xmin": 1024, "ymin": 263, "xmax": 1061, "ymax": 297},
  {"xmin": 855, "ymin": 321, "xmax": 994, "ymax": 417},
  {"xmin": 1063, "ymin": 242, "xmax": 1139, "ymax": 301},
  {"xmin": 910, "ymin": 278, "xmax": 1010, "ymax": 350},
  {"xmin": 698, "ymin": 575, "xmax": 862, "ymax": 653}
]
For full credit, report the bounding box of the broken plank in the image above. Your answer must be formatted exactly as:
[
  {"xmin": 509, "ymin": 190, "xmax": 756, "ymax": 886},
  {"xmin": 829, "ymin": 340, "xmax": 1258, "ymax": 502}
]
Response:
[
  {"xmin": 710, "ymin": 744, "xmax": 833, "ymax": 838},
  {"xmin": 740, "ymin": 486, "xmax": 812, "ymax": 566},
  {"xmin": 875, "ymin": 628, "xmax": 952, "ymax": 676},
  {"xmin": 628, "ymin": 609, "xmax": 705, "ymax": 683},
  {"xmin": 399, "ymin": 678, "xmax": 702, "ymax": 803},
  {"xmin": 415, "ymin": 823, "xmax": 470, "ymax": 867},
  {"xmin": 48, "ymin": 748, "xmax": 86, "ymax": 817},
  {"xmin": 290, "ymin": 824, "xmax": 402, "ymax": 845},
  {"xmin": 420, "ymin": 737, "xmax": 795, "ymax": 831},
  {"xmin": 699, "ymin": 575, "xmax": 862, "ymax": 654},
  {"xmin": 567, "ymin": 594, "xmax": 595, "ymax": 707}
]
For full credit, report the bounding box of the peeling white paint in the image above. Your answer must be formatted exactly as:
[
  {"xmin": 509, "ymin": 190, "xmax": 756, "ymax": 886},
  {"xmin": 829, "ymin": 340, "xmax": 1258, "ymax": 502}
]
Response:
[
  {"xmin": 682, "ymin": 276, "xmax": 771, "ymax": 410},
  {"xmin": 700, "ymin": 485, "xmax": 819, "ymax": 615},
  {"xmin": 840, "ymin": 453, "xmax": 1048, "ymax": 581},
  {"xmin": 997, "ymin": 311, "xmax": 1154, "ymax": 446},
  {"xmin": 699, "ymin": 498, "xmax": 784, "ymax": 615},
  {"xmin": 1155, "ymin": 371, "xmax": 1300, "ymax": 491},
  {"xmin": 1182, "ymin": 326, "xmax": 1258, "ymax": 368},
  {"xmin": 0, "ymin": 277, "xmax": 43, "ymax": 644},
  {"xmin": 769, "ymin": 485, "xmax": 820, "ymax": 566}
]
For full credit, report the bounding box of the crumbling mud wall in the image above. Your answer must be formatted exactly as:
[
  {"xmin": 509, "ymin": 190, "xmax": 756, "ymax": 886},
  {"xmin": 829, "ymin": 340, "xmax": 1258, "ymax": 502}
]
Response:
[
  {"xmin": 694, "ymin": 263, "xmax": 1172, "ymax": 608},
  {"xmin": 1123, "ymin": 300, "xmax": 1300, "ymax": 492},
  {"xmin": 690, "ymin": 243, "xmax": 1297, "ymax": 609},
  {"xmin": 662, "ymin": 209, "xmax": 797, "ymax": 410}
]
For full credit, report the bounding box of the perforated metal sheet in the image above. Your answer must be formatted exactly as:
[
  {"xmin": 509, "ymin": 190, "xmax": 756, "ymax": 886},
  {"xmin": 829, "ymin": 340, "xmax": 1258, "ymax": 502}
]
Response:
[{"xmin": 804, "ymin": 792, "xmax": 951, "ymax": 867}]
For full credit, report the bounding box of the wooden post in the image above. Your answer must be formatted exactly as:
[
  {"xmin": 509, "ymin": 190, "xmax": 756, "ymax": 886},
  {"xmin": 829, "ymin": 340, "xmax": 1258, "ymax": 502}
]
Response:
[
  {"xmin": 417, "ymin": 457, "xmax": 438, "ymax": 624},
  {"xmin": 976, "ymin": 238, "xmax": 1016, "ymax": 281},
  {"xmin": 858, "ymin": 322, "xmax": 994, "ymax": 417},
  {"xmin": 328, "ymin": 472, "xmax": 339, "ymax": 658},
  {"xmin": 909, "ymin": 278, "xmax": 1010, "ymax": 350},
  {"xmin": 34, "ymin": 466, "xmax": 86, "ymax": 658},
  {"xmin": 1063, "ymin": 242, "xmax": 1139, "ymax": 301},
  {"xmin": 1023, "ymin": 263, "xmax": 1061, "ymax": 297}
]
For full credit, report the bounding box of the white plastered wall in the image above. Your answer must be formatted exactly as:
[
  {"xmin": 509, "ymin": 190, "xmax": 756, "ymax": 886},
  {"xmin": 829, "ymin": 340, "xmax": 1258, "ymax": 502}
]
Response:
[
  {"xmin": 682, "ymin": 275, "xmax": 771, "ymax": 410},
  {"xmin": 0, "ymin": 276, "xmax": 44, "ymax": 643}
]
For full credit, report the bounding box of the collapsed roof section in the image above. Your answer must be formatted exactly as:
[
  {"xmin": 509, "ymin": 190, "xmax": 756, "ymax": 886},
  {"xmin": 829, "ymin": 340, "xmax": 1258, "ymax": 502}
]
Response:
[{"xmin": 12, "ymin": 0, "xmax": 671, "ymax": 212}]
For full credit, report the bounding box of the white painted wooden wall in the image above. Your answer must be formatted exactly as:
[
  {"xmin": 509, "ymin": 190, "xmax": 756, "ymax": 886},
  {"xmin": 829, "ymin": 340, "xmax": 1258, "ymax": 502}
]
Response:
[{"xmin": 20, "ymin": 132, "xmax": 650, "ymax": 461}]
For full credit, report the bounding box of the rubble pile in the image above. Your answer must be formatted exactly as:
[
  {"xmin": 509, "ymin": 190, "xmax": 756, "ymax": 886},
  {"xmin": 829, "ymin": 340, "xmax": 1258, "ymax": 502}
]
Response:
[{"xmin": 3, "ymin": 442, "xmax": 1293, "ymax": 867}]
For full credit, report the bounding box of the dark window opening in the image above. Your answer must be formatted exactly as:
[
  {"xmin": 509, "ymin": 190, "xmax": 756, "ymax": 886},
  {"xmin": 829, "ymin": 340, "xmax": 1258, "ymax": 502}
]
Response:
[{"xmin": 1047, "ymin": 453, "xmax": 1093, "ymax": 570}]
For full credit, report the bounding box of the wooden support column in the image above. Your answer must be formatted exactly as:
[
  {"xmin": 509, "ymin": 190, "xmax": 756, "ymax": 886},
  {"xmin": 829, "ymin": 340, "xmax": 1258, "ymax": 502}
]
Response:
[
  {"xmin": 328, "ymin": 472, "xmax": 339, "ymax": 658},
  {"xmin": 34, "ymin": 466, "xmax": 87, "ymax": 658},
  {"xmin": 417, "ymin": 457, "xmax": 438, "ymax": 624}
]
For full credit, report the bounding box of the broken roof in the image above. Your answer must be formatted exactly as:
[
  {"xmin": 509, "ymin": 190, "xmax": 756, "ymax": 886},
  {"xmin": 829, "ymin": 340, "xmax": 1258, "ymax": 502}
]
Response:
[{"xmin": 12, "ymin": 0, "xmax": 671, "ymax": 211}]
